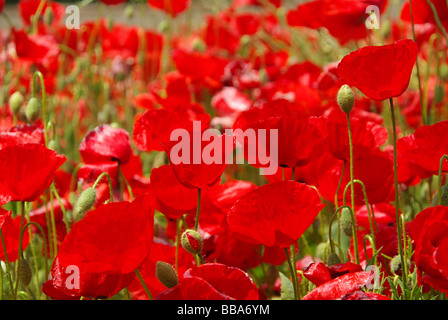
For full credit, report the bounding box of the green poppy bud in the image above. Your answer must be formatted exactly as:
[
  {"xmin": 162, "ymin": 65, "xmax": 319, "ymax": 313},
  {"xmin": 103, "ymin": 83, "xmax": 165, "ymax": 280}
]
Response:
[
  {"xmin": 43, "ymin": 7, "xmax": 54, "ymax": 25},
  {"xmin": 155, "ymin": 261, "xmax": 179, "ymax": 288},
  {"xmin": 440, "ymin": 64, "xmax": 448, "ymax": 81},
  {"xmin": 9, "ymin": 91, "xmax": 24, "ymax": 115},
  {"xmin": 18, "ymin": 258, "xmax": 33, "ymax": 287},
  {"xmin": 340, "ymin": 207, "xmax": 353, "ymax": 237},
  {"xmin": 181, "ymin": 229, "xmax": 203, "ymax": 255},
  {"xmin": 337, "ymin": 84, "xmax": 355, "ymax": 114},
  {"xmin": 124, "ymin": 4, "xmax": 134, "ymax": 19},
  {"xmin": 434, "ymin": 85, "xmax": 445, "ymax": 105},
  {"xmin": 390, "ymin": 255, "xmax": 409, "ymax": 274},
  {"xmin": 76, "ymin": 187, "xmax": 97, "ymax": 218},
  {"xmin": 25, "ymin": 97, "xmax": 41, "ymax": 123}
]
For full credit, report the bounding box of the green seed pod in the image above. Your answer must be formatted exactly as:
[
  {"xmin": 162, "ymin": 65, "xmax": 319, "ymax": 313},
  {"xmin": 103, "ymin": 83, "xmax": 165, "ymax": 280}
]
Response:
[
  {"xmin": 440, "ymin": 64, "xmax": 448, "ymax": 81},
  {"xmin": 18, "ymin": 259, "xmax": 33, "ymax": 287},
  {"xmin": 326, "ymin": 252, "xmax": 342, "ymax": 266},
  {"xmin": 431, "ymin": 185, "xmax": 448, "ymax": 207},
  {"xmin": 43, "ymin": 7, "xmax": 54, "ymax": 25},
  {"xmin": 124, "ymin": 4, "xmax": 134, "ymax": 19},
  {"xmin": 340, "ymin": 207, "xmax": 353, "ymax": 237},
  {"xmin": 47, "ymin": 140, "xmax": 58, "ymax": 151},
  {"xmin": 158, "ymin": 20, "xmax": 169, "ymax": 33},
  {"xmin": 155, "ymin": 261, "xmax": 179, "ymax": 288},
  {"xmin": 76, "ymin": 188, "xmax": 97, "ymax": 218},
  {"xmin": 434, "ymin": 85, "xmax": 445, "ymax": 105},
  {"xmin": 337, "ymin": 84, "xmax": 355, "ymax": 114},
  {"xmin": 25, "ymin": 97, "xmax": 41, "ymax": 123},
  {"xmin": 9, "ymin": 91, "xmax": 24, "ymax": 115},
  {"xmin": 192, "ymin": 38, "xmax": 206, "ymax": 52},
  {"xmin": 181, "ymin": 229, "xmax": 203, "ymax": 255}
]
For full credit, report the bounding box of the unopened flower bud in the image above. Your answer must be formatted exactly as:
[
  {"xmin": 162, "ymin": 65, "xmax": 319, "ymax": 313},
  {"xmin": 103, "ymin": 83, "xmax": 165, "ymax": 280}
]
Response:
[
  {"xmin": 124, "ymin": 4, "xmax": 134, "ymax": 19},
  {"xmin": 9, "ymin": 91, "xmax": 24, "ymax": 115},
  {"xmin": 155, "ymin": 261, "xmax": 179, "ymax": 288},
  {"xmin": 340, "ymin": 207, "xmax": 353, "ymax": 237},
  {"xmin": 181, "ymin": 229, "xmax": 203, "ymax": 255},
  {"xmin": 390, "ymin": 255, "xmax": 409, "ymax": 274},
  {"xmin": 440, "ymin": 64, "xmax": 448, "ymax": 81},
  {"xmin": 434, "ymin": 85, "xmax": 445, "ymax": 105},
  {"xmin": 47, "ymin": 140, "xmax": 58, "ymax": 151},
  {"xmin": 18, "ymin": 258, "xmax": 32, "ymax": 287},
  {"xmin": 326, "ymin": 252, "xmax": 342, "ymax": 266},
  {"xmin": 25, "ymin": 97, "xmax": 41, "ymax": 122},
  {"xmin": 43, "ymin": 7, "xmax": 54, "ymax": 25},
  {"xmin": 76, "ymin": 187, "xmax": 96, "ymax": 218},
  {"xmin": 337, "ymin": 85, "xmax": 355, "ymax": 114}
]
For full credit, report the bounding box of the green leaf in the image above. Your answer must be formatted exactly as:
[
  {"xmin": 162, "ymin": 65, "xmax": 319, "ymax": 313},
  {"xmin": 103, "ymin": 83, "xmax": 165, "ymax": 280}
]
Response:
[{"xmin": 279, "ymin": 272, "xmax": 294, "ymax": 301}]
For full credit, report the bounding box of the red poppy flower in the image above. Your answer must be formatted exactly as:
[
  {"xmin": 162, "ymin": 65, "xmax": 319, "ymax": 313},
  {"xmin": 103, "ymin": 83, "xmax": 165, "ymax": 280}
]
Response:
[
  {"xmin": 287, "ymin": 0, "xmax": 389, "ymax": 44},
  {"xmin": 227, "ymin": 181, "xmax": 325, "ymax": 248},
  {"xmin": 397, "ymin": 120, "xmax": 448, "ymax": 178},
  {"xmin": 0, "ymin": 144, "xmax": 66, "ymax": 205},
  {"xmin": 400, "ymin": 0, "xmax": 448, "ymax": 29},
  {"xmin": 303, "ymin": 262, "xmax": 364, "ymax": 287},
  {"xmin": 79, "ymin": 125, "xmax": 132, "ymax": 165},
  {"xmin": 0, "ymin": 125, "xmax": 44, "ymax": 149},
  {"xmin": 56, "ymin": 194, "xmax": 154, "ymax": 274},
  {"xmin": 44, "ymin": 257, "xmax": 136, "ymax": 299},
  {"xmin": 0, "ymin": 0, "xmax": 4, "ymax": 14},
  {"xmin": 410, "ymin": 206, "xmax": 448, "ymax": 292},
  {"xmin": 210, "ymin": 87, "xmax": 252, "ymax": 129},
  {"xmin": 128, "ymin": 239, "xmax": 195, "ymax": 300},
  {"xmin": 172, "ymin": 49, "xmax": 230, "ymax": 90},
  {"xmin": 302, "ymin": 271, "xmax": 373, "ymax": 300},
  {"xmin": 18, "ymin": 0, "xmax": 65, "ymax": 27},
  {"xmin": 337, "ymin": 39, "xmax": 418, "ymax": 101},
  {"xmin": 45, "ymin": 195, "xmax": 154, "ymax": 299},
  {"xmin": 0, "ymin": 210, "xmax": 30, "ymax": 262},
  {"xmin": 324, "ymin": 108, "xmax": 388, "ymax": 161},
  {"xmin": 156, "ymin": 263, "xmax": 259, "ymax": 300},
  {"xmin": 147, "ymin": 0, "xmax": 190, "ymax": 17},
  {"xmin": 13, "ymin": 29, "xmax": 60, "ymax": 74},
  {"xmin": 150, "ymin": 164, "xmax": 198, "ymax": 219},
  {"xmin": 233, "ymin": 101, "xmax": 326, "ymax": 169},
  {"xmin": 133, "ymin": 105, "xmax": 210, "ymax": 152},
  {"xmin": 165, "ymin": 132, "xmax": 234, "ymax": 189}
]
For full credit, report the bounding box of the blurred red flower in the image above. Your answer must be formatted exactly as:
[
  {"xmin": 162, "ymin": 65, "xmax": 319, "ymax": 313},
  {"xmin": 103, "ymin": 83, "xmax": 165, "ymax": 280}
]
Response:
[
  {"xmin": 397, "ymin": 120, "xmax": 448, "ymax": 178},
  {"xmin": 147, "ymin": 0, "xmax": 190, "ymax": 17},
  {"xmin": 227, "ymin": 181, "xmax": 325, "ymax": 248},
  {"xmin": 287, "ymin": 0, "xmax": 388, "ymax": 44},
  {"xmin": 337, "ymin": 39, "xmax": 418, "ymax": 101}
]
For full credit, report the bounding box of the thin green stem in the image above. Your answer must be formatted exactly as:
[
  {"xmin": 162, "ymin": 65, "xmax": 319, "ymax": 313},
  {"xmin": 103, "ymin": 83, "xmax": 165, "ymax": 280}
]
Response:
[
  {"xmin": 92, "ymin": 172, "xmax": 114, "ymax": 203},
  {"xmin": 135, "ymin": 269, "xmax": 153, "ymax": 300},
  {"xmin": 50, "ymin": 184, "xmax": 70, "ymax": 233},
  {"xmin": 284, "ymin": 248, "xmax": 298, "ymax": 300},
  {"xmin": 389, "ymin": 98, "xmax": 408, "ymax": 287},
  {"xmin": 437, "ymin": 155, "xmax": 448, "ymax": 205},
  {"xmin": 0, "ymin": 230, "xmax": 14, "ymax": 297},
  {"xmin": 194, "ymin": 188, "xmax": 202, "ymax": 231},
  {"xmin": 426, "ymin": 0, "xmax": 448, "ymax": 44},
  {"xmin": 346, "ymin": 113, "xmax": 360, "ymax": 265},
  {"xmin": 32, "ymin": 71, "xmax": 48, "ymax": 145}
]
